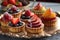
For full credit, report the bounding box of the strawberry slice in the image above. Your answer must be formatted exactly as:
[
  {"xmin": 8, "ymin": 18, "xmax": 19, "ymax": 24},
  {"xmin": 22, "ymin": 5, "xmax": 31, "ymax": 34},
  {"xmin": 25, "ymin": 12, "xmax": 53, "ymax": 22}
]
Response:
[
  {"xmin": 8, "ymin": 0, "xmax": 16, "ymax": 5},
  {"xmin": 2, "ymin": 0, "xmax": 8, "ymax": 6},
  {"xmin": 11, "ymin": 18, "xmax": 19, "ymax": 25}
]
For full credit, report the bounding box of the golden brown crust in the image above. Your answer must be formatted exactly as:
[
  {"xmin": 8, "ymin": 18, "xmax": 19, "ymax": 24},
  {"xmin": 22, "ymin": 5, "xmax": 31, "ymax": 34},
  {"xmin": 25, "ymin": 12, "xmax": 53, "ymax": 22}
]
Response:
[
  {"xmin": 35, "ymin": 13, "xmax": 42, "ymax": 18},
  {"xmin": 25, "ymin": 24, "xmax": 44, "ymax": 34},
  {"xmin": 42, "ymin": 18, "xmax": 57, "ymax": 32},
  {"xmin": 1, "ymin": 26, "xmax": 9, "ymax": 32},
  {"xmin": 42, "ymin": 18, "xmax": 57, "ymax": 27},
  {"xmin": 12, "ymin": 11, "xmax": 22, "ymax": 18},
  {"xmin": 21, "ymin": 19, "xmax": 29, "ymax": 24}
]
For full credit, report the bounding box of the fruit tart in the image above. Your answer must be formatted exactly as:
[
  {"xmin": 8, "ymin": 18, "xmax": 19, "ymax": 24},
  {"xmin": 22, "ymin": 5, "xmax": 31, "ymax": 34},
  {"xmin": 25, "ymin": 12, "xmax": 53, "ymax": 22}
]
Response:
[
  {"xmin": 41, "ymin": 8, "xmax": 57, "ymax": 31},
  {"xmin": 25, "ymin": 14, "xmax": 44, "ymax": 34},
  {"xmin": 8, "ymin": 18, "xmax": 25, "ymax": 33},
  {"xmin": 31, "ymin": 3, "xmax": 46, "ymax": 17},
  {"xmin": 1, "ymin": 0, "xmax": 30, "ymax": 10},
  {"xmin": 21, "ymin": 10, "xmax": 34, "ymax": 24},
  {"xmin": 0, "ymin": 12, "xmax": 13, "ymax": 32},
  {"xmin": 8, "ymin": 5, "xmax": 22, "ymax": 18}
]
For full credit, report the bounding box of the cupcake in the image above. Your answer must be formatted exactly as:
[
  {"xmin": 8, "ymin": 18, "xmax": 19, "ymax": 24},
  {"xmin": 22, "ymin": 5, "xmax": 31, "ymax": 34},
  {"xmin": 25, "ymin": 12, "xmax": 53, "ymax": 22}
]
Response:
[
  {"xmin": 25, "ymin": 14, "xmax": 44, "ymax": 34},
  {"xmin": 21, "ymin": 10, "xmax": 34, "ymax": 24},
  {"xmin": 8, "ymin": 5, "xmax": 22, "ymax": 18},
  {"xmin": 0, "ymin": 12, "xmax": 13, "ymax": 32},
  {"xmin": 31, "ymin": 3, "xmax": 46, "ymax": 17},
  {"xmin": 41, "ymin": 8, "xmax": 57, "ymax": 31},
  {"xmin": 8, "ymin": 18, "xmax": 25, "ymax": 33}
]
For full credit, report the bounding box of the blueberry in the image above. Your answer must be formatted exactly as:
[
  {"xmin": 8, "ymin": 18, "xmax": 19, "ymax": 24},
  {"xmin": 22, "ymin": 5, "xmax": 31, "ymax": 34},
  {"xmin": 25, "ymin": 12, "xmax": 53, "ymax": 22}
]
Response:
[
  {"xmin": 21, "ymin": 14, "xmax": 30, "ymax": 19},
  {"xmin": 16, "ymin": 9, "xmax": 20, "ymax": 12},
  {"xmin": 8, "ymin": 10, "xmax": 13, "ymax": 14},
  {"xmin": 18, "ymin": 22, "xmax": 23, "ymax": 26},
  {"xmin": 9, "ymin": 22, "xmax": 13, "ymax": 26},
  {"xmin": 21, "ymin": 15, "xmax": 26, "ymax": 19},
  {"xmin": 16, "ymin": 24, "xmax": 19, "ymax": 27},
  {"xmin": 9, "ymin": 22, "xmax": 23, "ymax": 27}
]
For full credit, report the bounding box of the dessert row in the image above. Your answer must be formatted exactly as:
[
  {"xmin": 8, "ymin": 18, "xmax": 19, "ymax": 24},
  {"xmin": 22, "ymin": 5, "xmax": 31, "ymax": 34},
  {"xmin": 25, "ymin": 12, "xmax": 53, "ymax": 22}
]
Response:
[
  {"xmin": 0, "ymin": 2, "xmax": 57, "ymax": 34},
  {"xmin": 1, "ymin": 0, "xmax": 29, "ymax": 7}
]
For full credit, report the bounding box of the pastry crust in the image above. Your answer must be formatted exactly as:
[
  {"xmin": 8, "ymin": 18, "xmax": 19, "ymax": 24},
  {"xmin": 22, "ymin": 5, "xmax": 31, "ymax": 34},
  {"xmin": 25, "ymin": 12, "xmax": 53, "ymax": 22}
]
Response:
[
  {"xmin": 8, "ymin": 22, "xmax": 25, "ymax": 33},
  {"xmin": 12, "ymin": 11, "xmax": 22, "ymax": 18},
  {"xmin": 25, "ymin": 23, "xmax": 44, "ymax": 34},
  {"xmin": 42, "ymin": 18, "xmax": 57, "ymax": 31}
]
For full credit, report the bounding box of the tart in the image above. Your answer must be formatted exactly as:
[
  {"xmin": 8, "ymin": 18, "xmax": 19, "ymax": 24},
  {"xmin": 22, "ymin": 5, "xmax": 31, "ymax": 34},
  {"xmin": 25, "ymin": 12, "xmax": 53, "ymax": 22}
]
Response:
[
  {"xmin": 1, "ymin": 0, "xmax": 30, "ymax": 10},
  {"xmin": 21, "ymin": 10, "xmax": 34, "ymax": 24},
  {"xmin": 0, "ymin": 12, "xmax": 13, "ymax": 32},
  {"xmin": 8, "ymin": 18, "xmax": 25, "ymax": 33},
  {"xmin": 31, "ymin": 3, "xmax": 46, "ymax": 17},
  {"xmin": 41, "ymin": 8, "xmax": 57, "ymax": 31},
  {"xmin": 25, "ymin": 14, "xmax": 44, "ymax": 34},
  {"xmin": 8, "ymin": 5, "xmax": 22, "ymax": 18}
]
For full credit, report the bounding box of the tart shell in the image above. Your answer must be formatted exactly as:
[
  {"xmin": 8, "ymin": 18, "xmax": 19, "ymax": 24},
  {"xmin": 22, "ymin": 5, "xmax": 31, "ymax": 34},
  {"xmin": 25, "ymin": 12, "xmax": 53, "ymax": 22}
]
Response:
[{"xmin": 25, "ymin": 23, "xmax": 44, "ymax": 34}]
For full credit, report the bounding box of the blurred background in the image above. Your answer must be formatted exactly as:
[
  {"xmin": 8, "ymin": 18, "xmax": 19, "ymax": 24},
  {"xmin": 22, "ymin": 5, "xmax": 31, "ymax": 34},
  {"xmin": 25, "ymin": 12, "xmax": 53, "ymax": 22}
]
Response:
[{"xmin": 30, "ymin": 0, "xmax": 60, "ymax": 3}]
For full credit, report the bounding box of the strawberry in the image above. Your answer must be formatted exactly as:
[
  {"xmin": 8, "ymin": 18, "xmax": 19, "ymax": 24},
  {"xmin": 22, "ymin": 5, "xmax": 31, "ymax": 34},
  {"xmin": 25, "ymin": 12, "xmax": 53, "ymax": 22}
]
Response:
[
  {"xmin": 16, "ymin": 2, "xmax": 22, "ymax": 7},
  {"xmin": 11, "ymin": 18, "xmax": 19, "ymax": 25},
  {"xmin": 8, "ymin": 0, "xmax": 16, "ymax": 5},
  {"xmin": 2, "ymin": 0, "xmax": 8, "ymax": 6}
]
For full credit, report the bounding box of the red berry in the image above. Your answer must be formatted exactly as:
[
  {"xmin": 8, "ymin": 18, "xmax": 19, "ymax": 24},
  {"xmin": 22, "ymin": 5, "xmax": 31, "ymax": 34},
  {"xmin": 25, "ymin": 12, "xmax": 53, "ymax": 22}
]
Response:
[
  {"xmin": 16, "ymin": 2, "xmax": 22, "ymax": 7},
  {"xmin": 8, "ymin": 0, "xmax": 16, "ymax": 5},
  {"xmin": 11, "ymin": 18, "xmax": 19, "ymax": 25},
  {"xmin": 3, "ymin": 12, "xmax": 13, "ymax": 22},
  {"xmin": 25, "ymin": 10, "xmax": 32, "ymax": 16},
  {"xmin": 11, "ymin": 5, "xmax": 17, "ymax": 11},
  {"xmin": 2, "ymin": 0, "xmax": 8, "ymax": 6}
]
